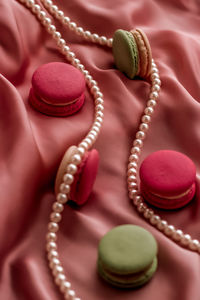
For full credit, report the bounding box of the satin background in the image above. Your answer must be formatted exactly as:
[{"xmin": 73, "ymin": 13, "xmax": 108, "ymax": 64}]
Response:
[{"xmin": 1, "ymin": 0, "xmax": 200, "ymax": 299}]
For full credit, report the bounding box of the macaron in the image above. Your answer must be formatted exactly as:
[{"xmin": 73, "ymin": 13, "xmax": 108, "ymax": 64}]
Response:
[
  {"xmin": 29, "ymin": 62, "xmax": 85, "ymax": 117},
  {"xmin": 97, "ymin": 224, "xmax": 158, "ymax": 288},
  {"xmin": 55, "ymin": 146, "xmax": 99, "ymax": 205},
  {"xmin": 139, "ymin": 150, "xmax": 196, "ymax": 210},
  {"xmin": 112, "ymin": 28, "xmax": 152, "ymax": 79}
]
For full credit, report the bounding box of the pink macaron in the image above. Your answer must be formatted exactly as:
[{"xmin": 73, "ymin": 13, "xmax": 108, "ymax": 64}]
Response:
[
  {"xmin": 55, "ymin": 146, "xmax": 99, "ymax": 205},
  {"xmin": 29, "ymin": 62, "xmax": 85, "ymax": 117},
  {"xmin": 139, "ymin": 150, "xmax": 196, "ymax": 210}
]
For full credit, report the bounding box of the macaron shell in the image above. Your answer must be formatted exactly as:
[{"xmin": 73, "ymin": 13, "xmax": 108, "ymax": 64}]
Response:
[
  {"xmin": 55, "ymin": 145, "xmax": 78, "ymax": 195},
  {"xmin": 29, "ymin": 88, "xmax": 85, "ymax": 117},
  {"xmin": 112, "ymin": 29, "xmax": 139, "ymax": 79},
  {"xmin": 136, "ymin": 28, "xmax": 152, "ymax": 77},
  {"xmin": 98, "ymin": 257, "xmax": 157, "ymax": 288},
  {"xmin": 141, "ymin": 182, "xmax": 196, "ymax": 209},
  {"xmin": 32, "ymin": 62, "xmax": 85, "ymax": 104},
  {"xmin": 98, "ymin": 225, "xmax": 157, "ymax": 275},
  {"xmin": 70, "ymin": 149, "xmax": 99, "ymax": 205},
  {"xmin": 139, "ymin": 150, "xmax": 196, "ymax": 197}
]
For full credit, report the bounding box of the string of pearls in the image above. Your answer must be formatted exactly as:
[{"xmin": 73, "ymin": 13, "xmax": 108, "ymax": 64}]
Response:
[
  {"xmin": 41, "ymin": 0, "xmax": 113, "ymax": 47},
  {"xmin": 16, "ymin": 0, "xmax": 200, "ymax": 299},
  {"xmin": 127, "ymin": 66, "xmax": 200, "ymax": 253}
]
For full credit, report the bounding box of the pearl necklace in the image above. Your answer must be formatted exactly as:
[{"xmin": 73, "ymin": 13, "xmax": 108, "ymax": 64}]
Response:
[{"xmin": 16, "ymin": 0, "xmax": 200, "ymax": 299}]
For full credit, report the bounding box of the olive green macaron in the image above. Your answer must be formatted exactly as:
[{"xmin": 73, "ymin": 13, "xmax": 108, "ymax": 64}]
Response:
[
  {"xmin": 112, "ymin": 29, "xmax": 139, "ymax": 79},
  {"xmin": 97, "ymin": 224, "xmax": 158, "ymax": 288}
]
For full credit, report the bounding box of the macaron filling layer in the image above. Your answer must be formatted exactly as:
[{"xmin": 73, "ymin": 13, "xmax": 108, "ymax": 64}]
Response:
[{"xmin": 98, "ymin": 257, "xmax": 157, "ymax": 287}]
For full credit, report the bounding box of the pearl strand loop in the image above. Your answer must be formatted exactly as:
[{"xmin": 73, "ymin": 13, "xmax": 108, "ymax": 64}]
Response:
[
  {"xmin": 17, "ymin": 0, "xmax": 105, "ymax": 299},
  {"xmin": 41, "ymin": 0, "xmax": 113, "ymax": 47},
  {"xmin": 127, "ymin": 61, "xmax": 200, "ymax": 254}
]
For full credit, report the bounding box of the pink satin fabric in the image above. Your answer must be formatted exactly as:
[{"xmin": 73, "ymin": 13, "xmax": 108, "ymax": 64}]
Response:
[{"xmin": 1, "ymin": 0, "xmax": 200, "ymax": 299}]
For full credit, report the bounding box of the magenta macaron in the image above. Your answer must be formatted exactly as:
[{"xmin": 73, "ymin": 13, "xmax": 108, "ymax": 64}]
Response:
[
  {"xmin": 139, "ymin": 150, "xmax": 196, "ymax": 210},
  {"xmin": 29, "ymin": 62, "xmax": 85, "ymax": 117},
  {"xmin": 55, "ymin": 146, "xmax": 99, "ymax": 205}
]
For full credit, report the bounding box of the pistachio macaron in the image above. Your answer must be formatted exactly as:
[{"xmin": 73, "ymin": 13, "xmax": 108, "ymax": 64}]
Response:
[
  {"xmin": 97, "ymin": 224, "xmax": 158, "ymax": 288},
  {"xmin": 112, "ymin": 28, "xmax": 152, "ymax": 79}
]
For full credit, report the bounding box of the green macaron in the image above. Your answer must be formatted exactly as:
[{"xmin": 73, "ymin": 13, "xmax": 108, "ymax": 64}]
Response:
[
  {"xmin": 97, "ymin": 224, "xmax": 158, "ymax": 288},
  {"xmin": 112, "ymin": 29, "xmax": 139, "ymax": 79}
]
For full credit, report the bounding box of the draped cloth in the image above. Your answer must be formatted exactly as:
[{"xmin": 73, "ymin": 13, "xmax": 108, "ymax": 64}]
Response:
[{"xmin": 0, "ymin": 0, "xmax": 200, "ymax": 299}]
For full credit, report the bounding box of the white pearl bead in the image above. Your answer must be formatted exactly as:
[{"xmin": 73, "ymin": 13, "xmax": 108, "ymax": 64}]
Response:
[
  {"xmin": 189, "ymin": 239, "xmax": 200, "ymax": 251},
  {"xmin": 49, "ymin": 258, "xmax": 60, "ymax": 269},
  {"xmin": 181, "ymin": 234, "xmax": 191, "ymax": 246},
  {"xmin": 57, "ymin": 38, "xmax": 66, "ymax": 47},
  {"xmin": 84, "ymin": 138, "xmax": 92, "ymax": 147},
  {"xmin": 147, "ymin": 100, "xmax": 157, "ymax": 107},
  {"xmin": 42, "ymin": 17, "xmax": 52, "ymax": 26},
  {"xmin": 66, "ymin": 164, "xmax": 77, "ymax": 175},
  {"xmin": 52, "ymin": 202, "xmax": 64, "ymax": 213},
  {"xmin": 129, "ymin": 189, "xmax": 138, "ymax": 198},
  {"xmin": 153, "ymin": 78, "xmax": 161, "ymax": 86},
  {"xmin": 47, "ymin": 24, "xmax": 56, "ymax": 34},
  {"xmin": 151, "ymin": 73, "xmax": 159, "ymax": 80},
  {"xmin": 95, "ymin": 111, "xmax": 104, "ymax": 118},
  {"xmin": 71, "ymin": 154, "xmax": 81, "ymax": 165},
  {"xmin": 47, "ymin": 250, "xmax": 59, "ymax": 260},
  {"xmin": 164, "ymin": 225, "xmax": 175, "ymax": 236},
  {"xmin": 129, "ymin": 154, "xmax": 139, "ymax": 162},
  {"xmin": 143, "ymin": 208, "xmax": 154, "ymax": 219},
  {"xmin": 91, "ymin": 33, "xmax": 99, "ymax": 42},
  {"xmin": 151, "ymin": 67, "xmax": 158, "ymax": 73},
  {"xmin": 137, "ymin": 203, "xmax": 147, "ymax": 213},
  {"xmin": 127, "ymin": 175, "xmax": 137, "ymax": 182},
  {"xmin": 77, "ymin": 147, "xmax": 85, "ymax": 157},
  {"xmin": 95, "ymin": 98, "xmax": 104, "ymax": 105},
  {"xmin": 99, "ymin": 36, "xmax": 107, "ymax": 45},
  {"xmin": 128, "ymin": 162, "xmax": 138, "ymax": 169},
  {"xmin": 53, "ymin": 31, "xmax": 61, "ymax": 40},
  {"xmin": 77, "ymin": 64, "xmax": 85, "ymax": 71},
  {"xmin": 150, "ymin": 91, "xmax": 159, "ymax": 99},
  {"xmin": 144, "ymin": 107, "xmax": 154, "ymax": 116},
  {"xmin": 152, "ymin": 84, "xmax": 160, "ymax": 92},
  {"xmin": 136, "ymin": 131, "xmax": 146, "ymax": 140},
  {"xmin": 63, "ymin": 173, "xmax": 74, "ymax": 184},
  {"xmin": 57, "ymin": 193, "xmax": 68, "ymax": 204},
  {"xmin": 67, "ymin": 52, "xmax": 76, "ymax": 61},
  {"xmin": 76, "ymin": 27, "xmax": 84, "ymax": 35},
  {"xmin": 157, "ymin": 220, "xmax": 168, "ymax": 231},
  {"xmin": 38, "ymin": 11, "xmax": 46, "ymax": 20},
  {"xmin": 95, "ymin": 91, "xmax": 103, "ymax": 98},
  {"xmin": 46, "ymin": 241, "xmax": 57, "ymax": 251},
  {"xmin": 60, "ymin": 281, "xmax": 71, "ymax": 293},
  {"xmin": 85, "ymin": 74, "xmax": 92, "ymax": 83},
  {"xmin": 133, "ymin": 139, "xmax": 143, "ymax": 148},
  {"xmin": 107, "ymin": 38, "xmax": 113, "ymax": 47},
  {"xmin": 128, "ymin": 182, "xmax": 138, "ymax": 190},
  {"xmin": 52, "ymin": 265, "xmax": 64, "ymax": 276},
  {"xmin": 56, "ymin": 10, "xmax": 64, "ymax": 19},
  {"xmin": 141, "ymin": 115, "xmax": 151, "ymax": 124},
  {"xmin": 26, "ymin": 0, "xmax": 34, "ymax": 7},
  {"xmin": 32, "ymin": 4, "xmax": 40, "ymax": 13},
  {"xmin": 150, "ymin": 215, "xmax": 160, "ymax": 225},
  {"xmin": 50, "ymin": 4, "xmax": 58, "ymax": 14},
  {"xmin": 59, "ymin": 183, "xmax": 70, "ymax": 194},
  {"xmin": 84, "ymin": 30, "xmax": 92, "ymax": 39},
  {"xmin": 63, "ymin": 16, "xmax": 70, "ymax": 25},
  {"xmin": 172, "ymin": 229, "xmax": 183, "ymax": 241},
  {"xmin": 44, "ymin": 0, "xmax": 52, "ymax": 7},
  {"xmin": 67, "ymin": 290, "xmax": 76, "ymax": 300},
  {"xmin": 46, "ymin": 232, "xmax": 57, "ymax": 242},
  {"xmin": 139, "ymin": 123, "xmax": 149, "ymax": 132},
  {"xmin": 127, "ymin": 168, "xmax": 137, "ymax": 176},
  {"xmin": 48, "ymin": 222, "xmax": 59, "ymax": 233},
  {"xmin": 79, "ymin": 141, "xmax": 89, "ymax": 150},
  {"xmin": 61, "ymin": 45, "xmax": 70, "ymax": 55},
  {"xmin": 55, "ymin": 274, "xmax": 66, "ymax": 286},
  {"xmin": 133, "ymin": 195, "xmax": 142, "ymax": 206},
  {"xmin": 131, "ymin": 147, "xmax": 141, "ymax": 155},
  {"xmin": 95, "ymin": 104, "xmax": 104, "ymax": 112},
  {"xmin": 50, "ymin": 212, "xmax": 62, "ymax": 223}
]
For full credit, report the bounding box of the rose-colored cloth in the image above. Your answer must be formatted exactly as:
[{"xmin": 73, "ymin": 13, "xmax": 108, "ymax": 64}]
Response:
[{"xmin": 1, "ymin": 0, "xmax": 200, "ymax": 299}]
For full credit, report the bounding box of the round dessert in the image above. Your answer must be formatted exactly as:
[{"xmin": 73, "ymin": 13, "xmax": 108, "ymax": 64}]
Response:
[
  {"xmin": 29, "ymin": 62, "xmax": 85, "ymax": 117},
  {"xmin": 112, "ymin": 28, "xmax": 152, "ymax": 79},
  {"xmin": 55, "ymin": 146, "xmax": 99, "ymax": 205},
  {"xmin": 97, "ymin": 224, "xmax": 158, "ymax": 288},
  {"xmin": 139, "ymin": 150, "xmax": 196, "ymax": 210}
]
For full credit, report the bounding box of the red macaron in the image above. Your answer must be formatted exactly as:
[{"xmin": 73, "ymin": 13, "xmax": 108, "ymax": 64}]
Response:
[
  {"xmin": 139, "ymin": 150, "xmax": 196, "ymax": 210},
  {"xmin": 29, "ymin": 62, "xmax": 85, "ymax": 117},
  {"xmin": 55, "ymin": 146, "xmax": 99, "ymax": 205}
]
